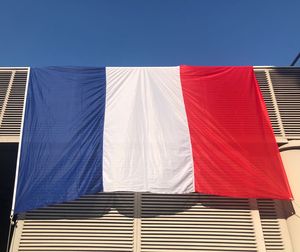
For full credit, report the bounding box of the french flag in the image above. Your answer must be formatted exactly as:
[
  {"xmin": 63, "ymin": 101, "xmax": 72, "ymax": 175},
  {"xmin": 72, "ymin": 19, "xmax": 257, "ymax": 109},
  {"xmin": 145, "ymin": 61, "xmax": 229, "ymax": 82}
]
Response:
[{"xmin": 13, "ymin": 66, "xmax": 292, "ymax": 213}]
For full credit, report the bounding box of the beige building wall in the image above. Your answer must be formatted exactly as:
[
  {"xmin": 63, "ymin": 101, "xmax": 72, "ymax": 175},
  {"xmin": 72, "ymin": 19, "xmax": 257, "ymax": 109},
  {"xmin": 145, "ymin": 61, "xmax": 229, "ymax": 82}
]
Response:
[{"xmin": 280, "ymin": 141, "xmax": 300, "ymax": 252}]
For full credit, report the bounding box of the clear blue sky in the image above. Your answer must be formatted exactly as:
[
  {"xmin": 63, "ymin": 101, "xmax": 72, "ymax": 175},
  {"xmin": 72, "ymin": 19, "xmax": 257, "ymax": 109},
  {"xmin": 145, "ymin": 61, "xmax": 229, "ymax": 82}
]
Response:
[{"xmin": 0, "ymin": 0, "xmax": 299, "ymax": 67}]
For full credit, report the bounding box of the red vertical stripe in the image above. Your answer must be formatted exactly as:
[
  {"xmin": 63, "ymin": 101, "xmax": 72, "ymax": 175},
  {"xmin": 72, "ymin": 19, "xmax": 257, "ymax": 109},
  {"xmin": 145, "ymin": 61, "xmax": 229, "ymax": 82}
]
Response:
[{"xmin": 180, "ymin": 66, "xmax": 292, "ymax": 199}]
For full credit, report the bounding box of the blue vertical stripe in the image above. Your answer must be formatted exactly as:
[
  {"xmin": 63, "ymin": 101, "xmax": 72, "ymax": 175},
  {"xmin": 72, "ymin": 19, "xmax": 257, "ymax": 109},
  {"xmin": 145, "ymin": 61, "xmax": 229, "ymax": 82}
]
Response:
[{"xmin": 15, "ymin": 67, "xmax": 106, "ymax": 213}]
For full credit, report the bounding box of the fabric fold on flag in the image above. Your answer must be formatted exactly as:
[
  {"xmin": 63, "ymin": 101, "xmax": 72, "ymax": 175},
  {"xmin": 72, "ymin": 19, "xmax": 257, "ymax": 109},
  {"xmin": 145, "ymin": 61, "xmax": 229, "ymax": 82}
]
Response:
[
  {"xmin": 180, "ymin": 66, "xmax": 292, "ymax": 199},
  {"xmin": 103, "ymin": 67, "xmax": 194, "ymax": 193}
]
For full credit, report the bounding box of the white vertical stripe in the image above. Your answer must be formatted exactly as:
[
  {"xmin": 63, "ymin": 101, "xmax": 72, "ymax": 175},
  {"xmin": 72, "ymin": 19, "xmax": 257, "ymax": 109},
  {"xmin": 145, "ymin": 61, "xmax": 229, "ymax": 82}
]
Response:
[{"xmin": 103, "ymin": 67, "xmax": 193, "ymax": 193}]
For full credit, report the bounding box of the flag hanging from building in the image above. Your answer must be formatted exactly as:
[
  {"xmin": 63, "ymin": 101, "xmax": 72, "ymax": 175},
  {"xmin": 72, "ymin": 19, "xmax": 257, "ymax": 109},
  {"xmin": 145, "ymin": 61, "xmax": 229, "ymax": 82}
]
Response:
[{"xmin": 13, "ymin": 66, "xmax": 292, "ymax": 213}]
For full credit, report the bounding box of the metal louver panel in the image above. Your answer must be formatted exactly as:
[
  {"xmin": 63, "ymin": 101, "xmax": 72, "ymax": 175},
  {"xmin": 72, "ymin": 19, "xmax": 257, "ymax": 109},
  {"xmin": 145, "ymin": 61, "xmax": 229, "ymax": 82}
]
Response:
[
  {"xmin": 257, "ymin": 199, "xmax": 292, "ymax": 251},
  {"xmin": 0, "ymin": 71, "xmax": 11, "ymax": 113},
  {"xmin": 140, "ymin": 193, "xmax": 258, "ymax": 252},
  {"xmin": 0, "ymin": 71, "xmax": 27, "ymax": 136},
  {"xmin": 269, "ymin": 69, "xmax": 300, "ymax": 138},
  {"xmin": 10, "ymin": 194, "xmax": 293, "ymax": 252},
  {"xmin": 254, "ymin": 70, "xmax": 283, "ymax": 137},
  {"xmin": 11, "ymin": 192, "xmax": 134, "ymax": 251}
]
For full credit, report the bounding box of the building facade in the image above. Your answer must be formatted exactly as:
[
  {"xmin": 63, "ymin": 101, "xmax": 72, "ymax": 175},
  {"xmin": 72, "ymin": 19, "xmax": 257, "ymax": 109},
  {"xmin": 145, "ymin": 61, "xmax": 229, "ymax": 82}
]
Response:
[{"xmin": 0, "ymin": 67, "xmax": 299, "ymax": 252}]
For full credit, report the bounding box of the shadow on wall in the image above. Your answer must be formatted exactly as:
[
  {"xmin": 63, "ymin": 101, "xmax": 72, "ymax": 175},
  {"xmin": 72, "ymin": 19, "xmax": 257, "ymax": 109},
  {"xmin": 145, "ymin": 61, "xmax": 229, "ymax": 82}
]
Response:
[
  {"xmin": 16, "ymin": 192, "xmax": 293, "ymax": 220},
  {"xmin": 10, "ymin": 179, "xmax": 295, "ymax": 251},
  {"xmin": 0, "ymin": 144, "xmax": 18, "ymax": 252}
]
